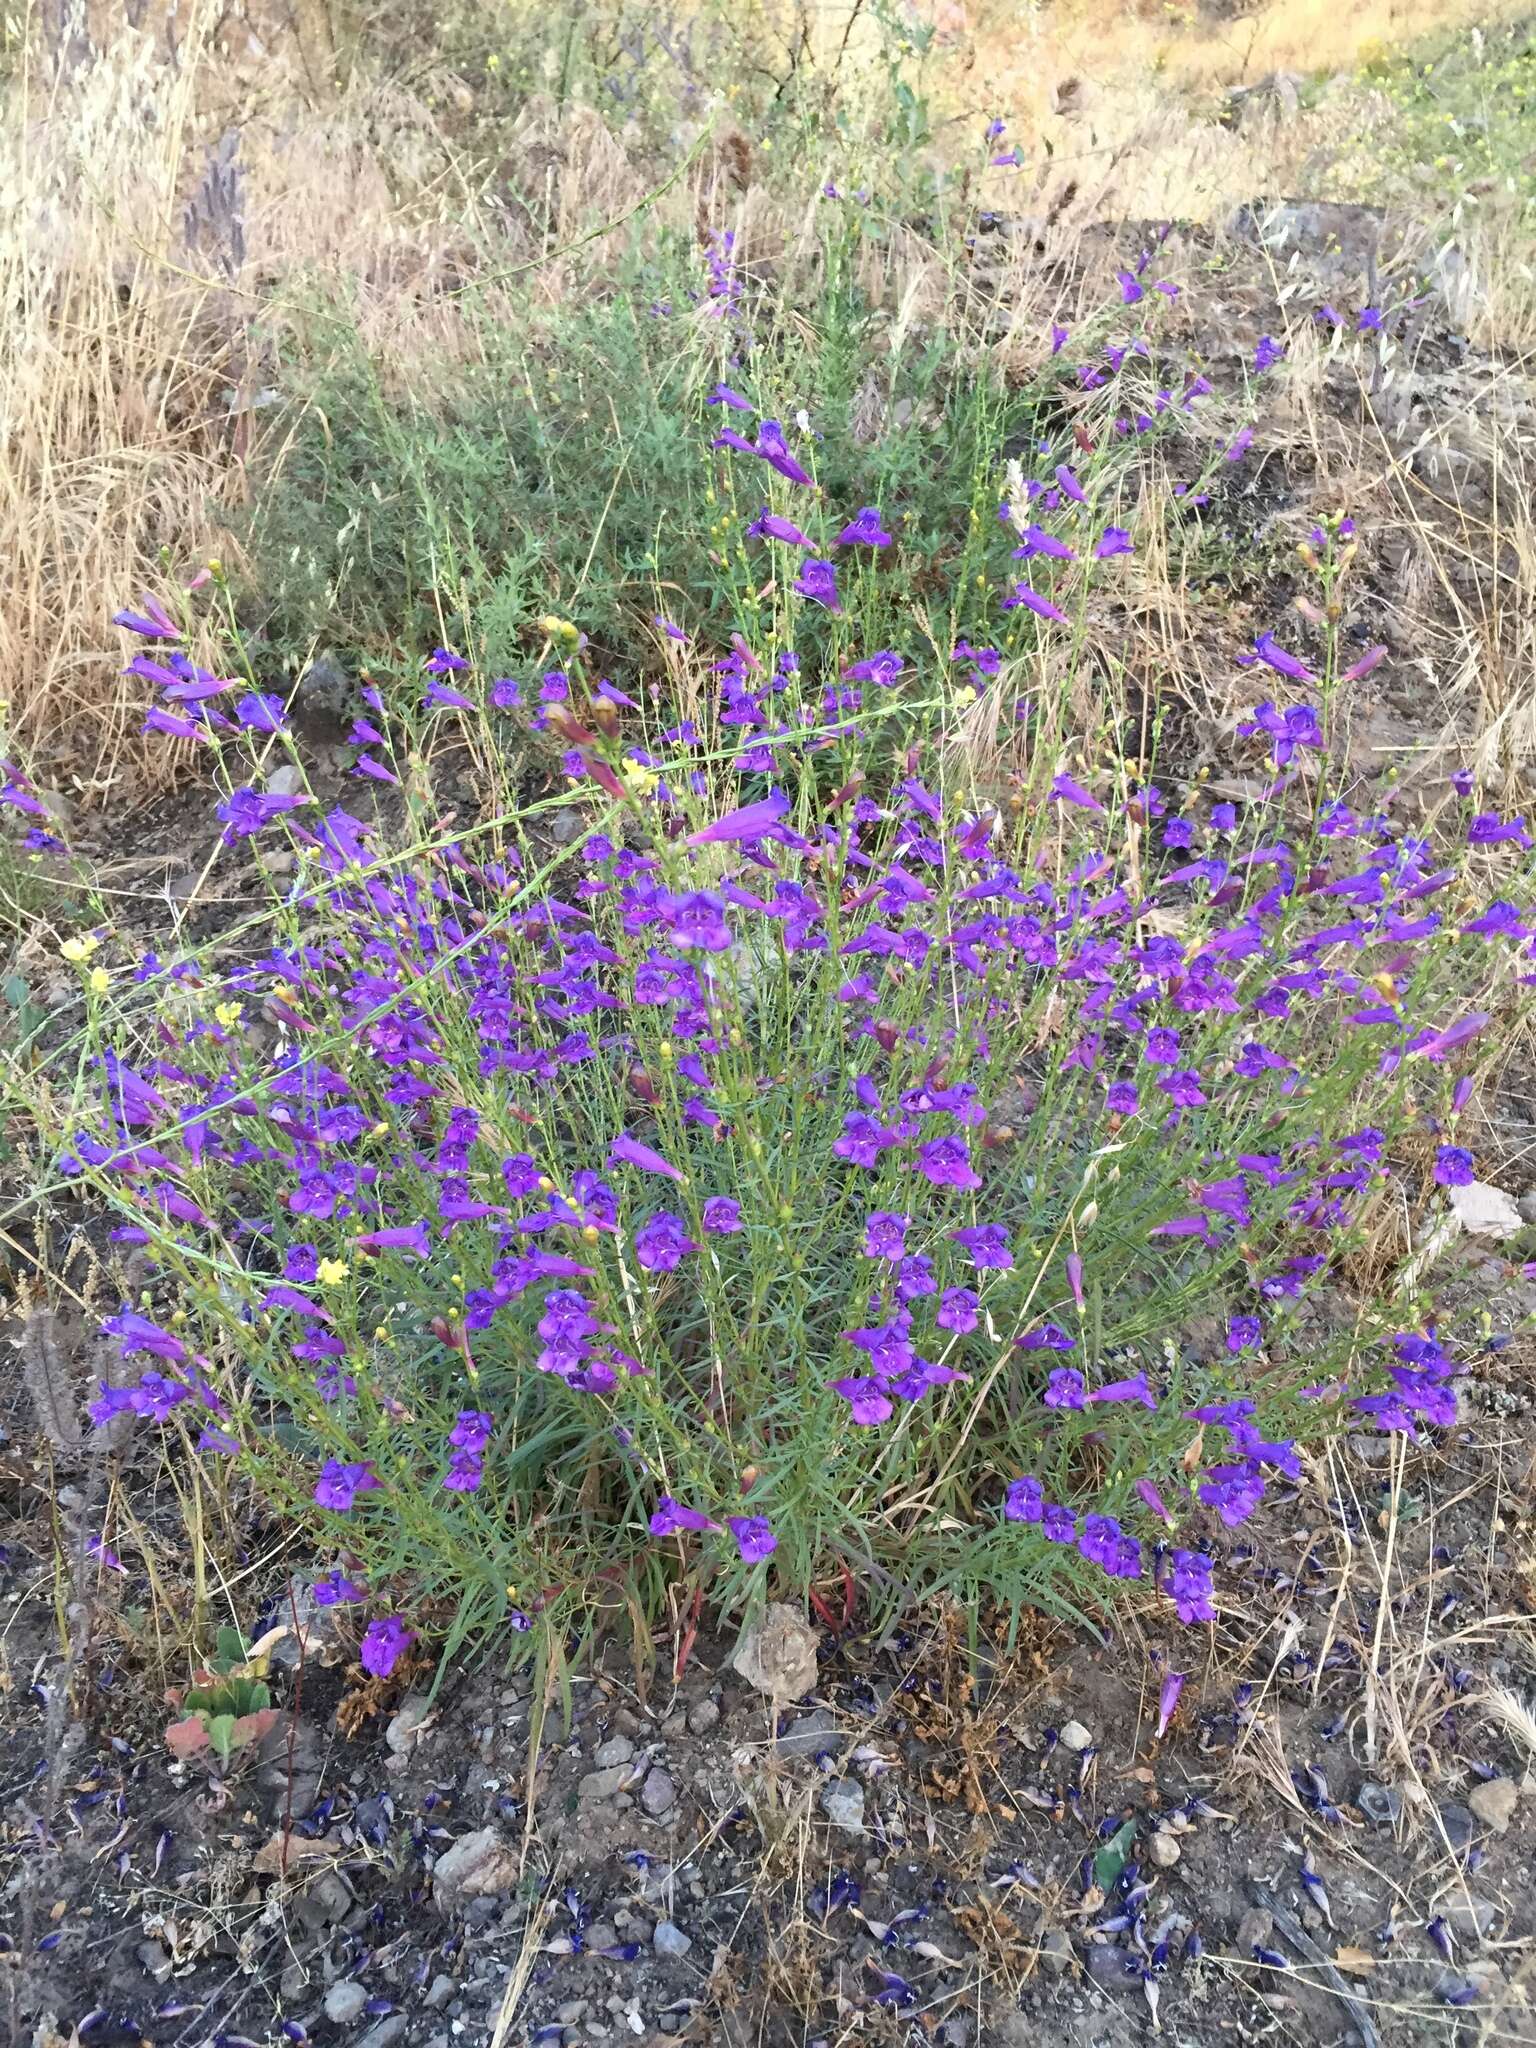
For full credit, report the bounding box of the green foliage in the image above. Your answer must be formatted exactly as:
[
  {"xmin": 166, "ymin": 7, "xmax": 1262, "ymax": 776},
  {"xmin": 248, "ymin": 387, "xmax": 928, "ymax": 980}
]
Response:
[{"xmin": 164, "ymin": 1628, "xmax": 281, "ymax": 1766}]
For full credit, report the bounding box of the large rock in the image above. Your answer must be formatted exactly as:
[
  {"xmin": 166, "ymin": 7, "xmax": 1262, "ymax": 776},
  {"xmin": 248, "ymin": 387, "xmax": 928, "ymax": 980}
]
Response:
[{"xmin": 431, "ymin": 1827, "xmax": 518, "ymax": 1903}]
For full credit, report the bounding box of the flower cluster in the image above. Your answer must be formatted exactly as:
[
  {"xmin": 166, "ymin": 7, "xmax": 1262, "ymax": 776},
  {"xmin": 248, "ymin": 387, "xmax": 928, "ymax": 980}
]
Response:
[{"xmin": 32, "ymin": 247, "xmax": 1534, "ymax": 1668}]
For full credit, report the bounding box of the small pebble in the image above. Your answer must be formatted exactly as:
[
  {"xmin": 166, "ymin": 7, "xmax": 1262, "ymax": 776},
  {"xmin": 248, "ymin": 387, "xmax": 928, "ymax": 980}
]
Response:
[
  {"xmin": 686, "ymin": 1697, "xmax": 721, "ymax": 1735},
  {"xmin": 820, "ymin": 1778, "xmax": 866, "ymax": 1832},
  {"xmin": 653, "ymin": 1920, "xmax": 693, "ymax": 1958},
  {"xmin": 1357, "ymin": 1782, "xmax": 1403, "ymax": 1827},
  {"xmin": 640, "ymin": 1765, "xmax": 676, "ymax": 1818},
  {"xmin": 323, "ymin": 1981, "xmax": 369, "ymax": 2025},
  {"xmin": 1058, "ymin": 1720, "xmax": 1093, "ymax": 1753},
  {"xmin": 1147, "ymin": 1831, "xmax": 1180, "ymax": 1869},
  {"xmin": 594, "ymin": 1735, "xmax": 635, "ymax": 1769},
  {"xmin": 1467, "ymin": 1777, "xmax": 1519, "ymax": 1834},
  {"xmin": 424, "ymin": 1974, "xmax": 458, "ymax": 2010}
]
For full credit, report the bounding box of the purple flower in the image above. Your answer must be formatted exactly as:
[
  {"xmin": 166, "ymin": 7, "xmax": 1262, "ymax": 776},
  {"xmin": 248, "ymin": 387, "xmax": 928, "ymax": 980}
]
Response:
[
  {"xmin": 831, "ymin": 1376, "xmax": 893, "ymax": 1425},
  {"xmin": 1162, "ymin": 1549, "xmax": 1215, "ymax": 1624},
  {"xmin": 1005, "ymin": 1476, "xmax": 1044, "ymax": 1523},
  {"xmin": 702, "ymin": 1196, "xmax": 742, "ymax": 1234},
  {"xmin": 793, "ymin": 558, "xmax": 841, "ymax": 611},
  {"xmin": 1106, "ymin": 1081, "xmax": 1140, "ymax": 1116},
  {"xmin": 609, "ymin": 1132, "xmax": 683, "ymax": 1181},
  {"xmin": 1042, "ymin": 1502, "xmax": 1075, "ymax": 1544},
  {"xmin": 234, "ymin": 692, "xmax": 288, "ymax": 731},
  {"xmin": 1044, "ymin": 1367, "xmax": 1086, "ymax": 1409},
  {"xmin": 360, "ymin": 1615, "xmax": 413, "ymax": 1677},
  {"xmin": 916, "ymin": 1135, "xmax": 981, "ymax": 1190},
  {"xmin": 937, "ymin": 1287, "xmax": 979, "ymax": 1332},
  {"xmin": 1001, "ymin": 583, "xmax": 1070, "ymax": 625},
  {"xmin": 355, "ymin": 1224, "xmax": 431, "ymax": 1258},
  {"xmin": 685, "ymin": 790, "xmax": 790, "ymax": 845},
  {"xmin": 217, "ymin": 785, "xmax": 309, "ymax": 843},
  {"xmin": 102, "ymin": 1308, "xmax": 186, "ymax": 1362},
  {"xmin": 1156, "ymin": 1669, "xmax": 1184, "ymax": 1736},
  {"xmin": 727, "ymin": 1514, "xmax": 777, "ymax": 1563},
  {"xmin": 314, "ymin": 1460, "xmax": 381, "ymax": 1512},
  {"xmin": 1249, "ymin": 633, "xmax": 1317, "ymax": 684},
  {"xmin": 706, "ymin": 382, "xmax": 752, "ymax": 411},
  {"xmin": 949, "ymin": 1224, "xmax": 1012, "ymax": 1269},
  {"xmin": 313, "ymin": 1570, "xmax": 366, "ymax": 1607},
  {"xmin": 1253, "ymin": 335, "xmax": 1285, "ymax": 372},
  {"xmin": 1049, "ymin": 773, "xmax": 1103, "ymax": 813},
  {"xmin": 752, "ymin": 419, "xmax": 813, "ymax": 487},
  {"xmin": 837, "ymin": 506, "xmax": 892, "ymax": 547},
  {"xmin": 634, "ymin": 1210, "xmax": 698, "ymax": 1273},
  {"xmin": 747, "ymin": 507, "xmax": 813, "ymax": 548},
  {"xmin": 424, "ymin": 647, "xmax": 469, "ymax": 674},
  {"xmin": 113, "ymin": 595, "xmax": 181, "ymax": 639},
  {"xmin": 1018, "ymin": 1323, "xmax": 1075, "ymax": 1353},
  {"xmin": 1227, "ymin": 1315, "xmax": 1262, "ymax": 1353},
  {"xmin": 1088, "ymin": 1372, "xmax": 1156, "ymax": 1409},
  {"xmin": 1116, "ymin": 269, "xmax": 1144, "ymax": 305},
  {"xmin": 650, "ymin": 1495, "xmax": 719, "ymax": 1537},
  {"xmin": 1159, "ymin": 1068, "xmax": 1207, "ymax": 1108},
  {"xmin": 1468, "ymin": 811, "xmax": 1532, "ymax": 848},
  {"xmin": 1434, "ymin": 1145, "xmax": 1475, "ymax": 1188},
  {"xmin": 863, "ymin": 1210, "xmax": 909, "ymax": 1260},
  {"xmin": 1094, "ymin": 527, "xmax": 1134, "ymax": 558}
]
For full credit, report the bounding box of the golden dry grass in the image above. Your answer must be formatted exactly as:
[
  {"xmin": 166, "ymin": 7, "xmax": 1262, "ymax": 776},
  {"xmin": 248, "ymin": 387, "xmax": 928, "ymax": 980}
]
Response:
[{"xmin": 0, "ymin": 0, "xmax": 1528, "ymax": 794}]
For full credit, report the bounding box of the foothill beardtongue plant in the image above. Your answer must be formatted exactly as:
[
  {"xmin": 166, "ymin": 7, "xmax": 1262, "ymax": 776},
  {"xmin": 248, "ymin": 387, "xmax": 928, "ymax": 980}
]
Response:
[{"xmin": 35, "ymin": 260, "xmax": 1533, "ymax": 1673}]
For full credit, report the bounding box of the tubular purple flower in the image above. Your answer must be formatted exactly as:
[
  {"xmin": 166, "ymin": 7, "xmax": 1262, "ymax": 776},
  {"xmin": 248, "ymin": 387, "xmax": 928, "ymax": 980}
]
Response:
[
  {"xmin": 355, "ymin": 1224, "xmax": 431, "ymax": 1258},
  {"xmin": 609, "ymin": 1133, "xmax": 684, "ymax": 1181},
  {"xmin": 650, "ymin": 1495, "xmax": 719, "ymax": 1537},
  {"xmin": 1155, "ymin": 1669, "xmax": 1184, "ymax": 1736},
  {"xmin": 746, "ymin": 507, "xmax": 813, "ymax": 548},
  {"xmin": 113, "ymin": 596, "xmax": 180, "ymax": 639},
  {"xmin": 727, "ymin": 1514, "xmax": 777, "ymax": 1563},
  {"xmin": 753, "ymin": 419, "xmax": 813, "ymax": 487},
  {"xmin": 360, "ymin": 1615, "xmax": 413, "ymax": 1677},
  {"xmin": 685, "ymin": 790, "xmax": 790, "ymax": 845},
  {"xmin": 1002, "ymin": 583, "xmax": 1070, "ymax": 625},
  {"xmin": 836, "ymin": 506, "xmax": 892, "ymax": 547},
  {"xmin": 793, "ymin": 558, "xmax": 842, "ymax": 611},
  {"xmin": 702, "ymin": 1196, "xmax": 743, "ymax": 1234}
]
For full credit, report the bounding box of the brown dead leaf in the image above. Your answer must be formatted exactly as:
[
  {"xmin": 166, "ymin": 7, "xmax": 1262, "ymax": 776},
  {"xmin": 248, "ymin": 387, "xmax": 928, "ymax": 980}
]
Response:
[
  {"xmin": 1333, "ymin": 1945, "xmax": 1377, "ymax": 1976},
  {"xmin": 253, "ymin": 1828, "xmax": 349, "ymax": 1877}
]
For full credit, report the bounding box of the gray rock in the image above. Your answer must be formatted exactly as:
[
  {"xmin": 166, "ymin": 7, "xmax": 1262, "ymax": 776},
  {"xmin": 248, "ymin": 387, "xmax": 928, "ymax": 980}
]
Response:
[
  {"xmin": 653, "ymin": 1920, "xmax": 693, "ymax": 1958},
  {"xmin": 640, "ymin": 1765, "xmax": 676, "ymax": 1818},
  {"xmin": 1441, "ymin": 1802, "xmax": 1477, "ymax": 1849},
  {"xmin": 1440, "ymin": 1896, "xmax": 1498, "ymax": 1940},
  {"xmin": 1057, "ymin": 1720, "xmax": 1093, "ymax": 1754},
  {"xmin": 385, "ymin": 1694, "xmax": 433, "ymax": 1755},
  {"xmin": 557, "ymin": 2002, "xmax": 589, "ymax": 2025},
  {"xmin": 579, "ymin": 1763, "xmax": 635, "ymax": 1804},
  {"xmin": 292, "ymin": 655, "xmax": 353, "ymax": 739},
  {"xmin": 819, "ymin": 1778, "xmax": 865, "ymax": 1832},
  {"xmin": 432, "ymin": 1826, "xmax": 518, "ymax": 1903},
  {"xmin": 323, "ymin": 1980, "xmax": 369, "ymax": 2024},
  {"xmin": 1147, "ymin": 1830, "xmax": 1180, "ymax": 1869},
  {"xmin": 1038, "ymin": 1929, "xmax": 1074, "ymax": 1975},
  {"xmin": 358, "ymin": 2019, "xmax": 408, "ymax": 2048},
  {"xmin": 296, "ymin": 1869, "xmax": 352, "ymax": 1931},
  {"xmin": 135, "ymin": 1939, "xmax": 172, "ymax": 1982},
  {"xmin": 1234, "ymin": 1907, "xmax": 1273, "ymax": 1955},
  {"xmin": 686, "ymin": 1697, "xmax": 721, "ymax": 1735},
  {"xmin": 594, "ymin": 1735, "xmax": 635, "ymax": 1769},
  {"xmin": 774, "ymin": 1705, "xmax": 844, "ymax": 1761},
  {"xmin": 424, "ymin": 1974, "xmax": 458, "ymax": 2009},
  {"xmin": 1517, "ymin": 1185, "xmax": 1536, "ymax": 1227},
  {"xmin": 1357, "ymin": 1782, "xmax": 1404, "ymax": 1826},
  {"xmin": 1084, "ymin": 1942, "xmax": 1142, "ymax": 1992},
  {"xmin": 1468, "ymin": 1776, "xmax": 1519, "ymax": 1833},
  {"xmin": 265, "ymin": 763, "xmax": 305, "ymax": 799},
  {"xmin": 550, "ymin": 806, "xmax": 587, "ymax": 845}
]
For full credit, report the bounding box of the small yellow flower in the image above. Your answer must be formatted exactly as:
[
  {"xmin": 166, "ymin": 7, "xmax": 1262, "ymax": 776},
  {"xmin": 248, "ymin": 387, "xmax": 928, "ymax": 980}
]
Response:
[
  {"xmin": 214, "ymin": 1001, "xmax": 243, "ymax": 1031},
  {"xmin": 87, "ymin": 966, "xmax": 110, "ymax": 994},
  {"xmin": 955, "ymin": 684, "xmax": 978, "ymax": 707},
  {"xmin": 622, "ymin": 760, "xmax": 659, "ymax": 797},
  {"xmin": 60, "ymin": 933, "xmax": 99, "ymax": 963},
  {"xmin": 316, "ymin": 1257, "xmax": 350, "ymax": 1286}
]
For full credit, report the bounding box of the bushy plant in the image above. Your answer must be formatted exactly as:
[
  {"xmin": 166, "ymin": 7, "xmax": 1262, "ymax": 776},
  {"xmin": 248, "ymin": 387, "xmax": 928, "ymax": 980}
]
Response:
[{"xmin": 8, "ymin": 247, "xmax": 1532, "ymax": 1683}]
